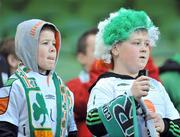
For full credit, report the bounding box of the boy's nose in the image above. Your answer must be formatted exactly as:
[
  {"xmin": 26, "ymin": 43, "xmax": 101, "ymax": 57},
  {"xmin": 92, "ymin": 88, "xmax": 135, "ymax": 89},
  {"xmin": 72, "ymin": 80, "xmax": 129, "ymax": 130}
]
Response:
[
  {"xmin": 140, "ymin": 45, "xmax": 148, "ymax": 52},
  {"xmin": 50, "ymin": 46, "xmax": 56, "ymax": 52}
]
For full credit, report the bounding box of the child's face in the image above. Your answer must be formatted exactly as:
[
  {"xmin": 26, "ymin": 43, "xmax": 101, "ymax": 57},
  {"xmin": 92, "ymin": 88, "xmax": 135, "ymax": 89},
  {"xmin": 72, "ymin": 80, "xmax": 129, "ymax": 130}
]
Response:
[
  {"xmin": 114, "ymin": 30, "xmax": 150, "ymax": 74},
  {"xmin": 38, "ymin": 29, "xmax": 56, "ymax": 73}
]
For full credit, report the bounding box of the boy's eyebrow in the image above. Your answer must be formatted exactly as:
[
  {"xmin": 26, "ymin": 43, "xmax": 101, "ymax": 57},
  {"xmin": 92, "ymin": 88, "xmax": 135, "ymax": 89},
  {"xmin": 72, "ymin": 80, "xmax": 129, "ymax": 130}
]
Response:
[
  {"xmin": 40, "ymin": 39, "xmax": 56, "ymax": 41},
  {"xmin": 129, "ymin": 38, "xmax": 150, "ymax": 42}
]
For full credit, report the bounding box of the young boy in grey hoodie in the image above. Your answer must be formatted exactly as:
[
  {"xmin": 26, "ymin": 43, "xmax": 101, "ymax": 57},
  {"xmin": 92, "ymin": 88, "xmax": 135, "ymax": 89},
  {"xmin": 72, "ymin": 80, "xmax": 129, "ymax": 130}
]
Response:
[{"xmin": 0, "ymin": 19, "xmax": 77, "ymax": 137}]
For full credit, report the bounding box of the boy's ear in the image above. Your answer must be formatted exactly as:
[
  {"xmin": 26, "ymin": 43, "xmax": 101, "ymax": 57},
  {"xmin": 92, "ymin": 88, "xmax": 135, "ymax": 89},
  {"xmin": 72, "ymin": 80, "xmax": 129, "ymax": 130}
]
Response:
[
  {"xmin": 111, "ymin": 45, "xmax": 119, "ymax": 56},
  {"xmin": 7, "ymin": 54, "xmax": 19, "ymax": 68},
  {"xmin": 77, "ymin": 53, "xmax": 86, "ymax": 64}
]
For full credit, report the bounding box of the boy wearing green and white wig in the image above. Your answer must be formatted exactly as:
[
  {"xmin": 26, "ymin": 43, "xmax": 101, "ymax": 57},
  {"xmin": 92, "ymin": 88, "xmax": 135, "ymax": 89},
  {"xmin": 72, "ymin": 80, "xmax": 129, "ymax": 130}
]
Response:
[{"xmin": 86, "ymin": 8, "xmax": 179, "ymax": 137}]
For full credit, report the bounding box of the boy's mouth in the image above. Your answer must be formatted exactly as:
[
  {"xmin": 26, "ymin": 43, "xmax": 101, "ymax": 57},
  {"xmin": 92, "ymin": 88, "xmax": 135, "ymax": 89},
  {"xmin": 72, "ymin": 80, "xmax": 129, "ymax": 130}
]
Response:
[
  {"xmin": 139, "ymin": 56, "xmax": 146, "ymax": 59},
  {"xmin": 47, "ymin": 57, "xmax": 55, "ymax": 61}
]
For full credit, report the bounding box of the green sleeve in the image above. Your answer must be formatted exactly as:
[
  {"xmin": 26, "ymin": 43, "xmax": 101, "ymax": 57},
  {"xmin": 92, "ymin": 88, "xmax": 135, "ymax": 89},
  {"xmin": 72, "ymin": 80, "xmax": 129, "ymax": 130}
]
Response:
[{"xmin": 160, "ymin": 118, "xmax": 180, "ymax": 137}]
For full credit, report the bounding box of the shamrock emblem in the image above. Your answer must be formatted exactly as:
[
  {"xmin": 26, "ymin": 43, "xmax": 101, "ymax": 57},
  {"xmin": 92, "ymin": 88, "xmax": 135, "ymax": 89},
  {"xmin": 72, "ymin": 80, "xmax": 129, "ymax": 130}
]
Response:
[{"xmin": 33, "ymin": 93, "xmax": 48, "ymax": 126}]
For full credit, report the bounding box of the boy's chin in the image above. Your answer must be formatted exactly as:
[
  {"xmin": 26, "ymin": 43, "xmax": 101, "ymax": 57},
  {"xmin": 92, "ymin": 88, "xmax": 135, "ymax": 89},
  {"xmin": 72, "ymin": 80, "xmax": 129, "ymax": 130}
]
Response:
[
  {"xmin": 47, "ymin": 66, "xmax": 55, "ymax": 71},
  {"xmin": 41, "ymin": 67, "xmax": 55, "ymax": 72},
  {"xmin": 138, "ymin": 65, "xmax": 146, "ymax": 71}
]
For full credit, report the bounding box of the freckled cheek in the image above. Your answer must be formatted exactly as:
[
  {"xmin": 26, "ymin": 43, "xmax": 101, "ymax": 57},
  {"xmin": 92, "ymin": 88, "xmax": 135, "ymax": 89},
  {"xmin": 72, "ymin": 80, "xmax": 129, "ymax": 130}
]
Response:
[
  {"xmin": 127, "ymin": 49, "xmax": 138, "ymax": 59},
  {"xmin": 38, "ymin": 52, "xmax": 47, "ymax": 63}
]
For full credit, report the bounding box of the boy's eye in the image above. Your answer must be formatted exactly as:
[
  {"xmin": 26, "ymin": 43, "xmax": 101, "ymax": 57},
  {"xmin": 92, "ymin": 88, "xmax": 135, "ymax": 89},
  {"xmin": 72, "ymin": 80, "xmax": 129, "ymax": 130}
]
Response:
[
  {"xmin": 42, "ymin": 41, "xmax": 48, "ymax": 45},
  {"xmin": 136, "ymin": 42, "xmax": 140, "ymax": 45},
  {"xmin": 132, "ymin": 41, "xmax": 140, "ymax": 45},
  {"xmin": 145, "ymin": 42, "xmax": 150, "ymax": 47},
  {"xmin": 41, "ymin": 41, "xmax": 56, "ymax": 46},
  {"xmin": 145, "ymin": 41, "xmax": 151, "ymax": 47}
]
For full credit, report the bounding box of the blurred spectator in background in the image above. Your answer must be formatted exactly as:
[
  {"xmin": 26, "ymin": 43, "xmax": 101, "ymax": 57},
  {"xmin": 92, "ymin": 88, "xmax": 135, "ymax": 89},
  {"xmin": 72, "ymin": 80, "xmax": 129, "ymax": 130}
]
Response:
[
  {"xmin": 0, "ymin": 38, "xmax": 19, "ymax": 87},
  {"xmin": 0, "ymin": 54, "xmax": 9, "ymax": 87},
  {"xmin": 159, "ymin": 53, "xmax": 180, "ymax": 113},
  {"xmin": 66, "ymin": 28, "xmax": 108, "ymax": 137}
]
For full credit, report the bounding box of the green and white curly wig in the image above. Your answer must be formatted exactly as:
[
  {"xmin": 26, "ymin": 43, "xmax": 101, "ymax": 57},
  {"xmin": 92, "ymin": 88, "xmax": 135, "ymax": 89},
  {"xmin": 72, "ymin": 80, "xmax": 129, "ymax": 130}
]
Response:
[{"xmin": 95, "ymin": 8, "xmax": 160, "ymax": 63}]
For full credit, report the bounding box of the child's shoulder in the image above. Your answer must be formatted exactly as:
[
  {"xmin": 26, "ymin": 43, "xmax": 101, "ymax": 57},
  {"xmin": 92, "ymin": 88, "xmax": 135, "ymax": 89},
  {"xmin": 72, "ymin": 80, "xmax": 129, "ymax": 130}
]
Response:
[
  {"xmin": 54, "ymin": 72, "xmax": 73, "ymax": 94},
  {"xmin": 7, "ymin": 68, "xmax": 39, "ymax": 90},
  {"xmin": 5, "ymin": 73, "xmax": 19, "ymax": 87},
  {"xmin": 90, "ymin": 75, "xmax": 117, "ymax": 92},
  {"xmin": 149, "ymin": 77, "xmax": 161, "ymax": 85},
  {"xmin": 96, "ymin": 76, "xmax": 115, "ymax": 85},
  {"xmin": 1, "ymin": 74, "xmax": 26, "ymax": 98},
  {"xmin": 149, "ymin": 77, "xmax": 164, "ymax": 91}
]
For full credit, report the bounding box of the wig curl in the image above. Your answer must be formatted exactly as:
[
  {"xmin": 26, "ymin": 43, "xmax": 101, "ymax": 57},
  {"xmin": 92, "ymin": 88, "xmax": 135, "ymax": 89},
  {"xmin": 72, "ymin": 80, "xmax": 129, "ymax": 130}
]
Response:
[{"xmin": 95, "ymin": 8, "xmax": 160, "ymax": 63}]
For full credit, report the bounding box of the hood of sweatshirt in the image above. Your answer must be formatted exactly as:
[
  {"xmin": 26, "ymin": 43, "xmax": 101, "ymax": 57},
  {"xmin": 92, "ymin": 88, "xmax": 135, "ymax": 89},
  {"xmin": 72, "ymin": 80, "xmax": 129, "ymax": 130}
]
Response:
[{"xmin": 15, "ymin": 19, "xmax": 61, "ymax": 73}]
